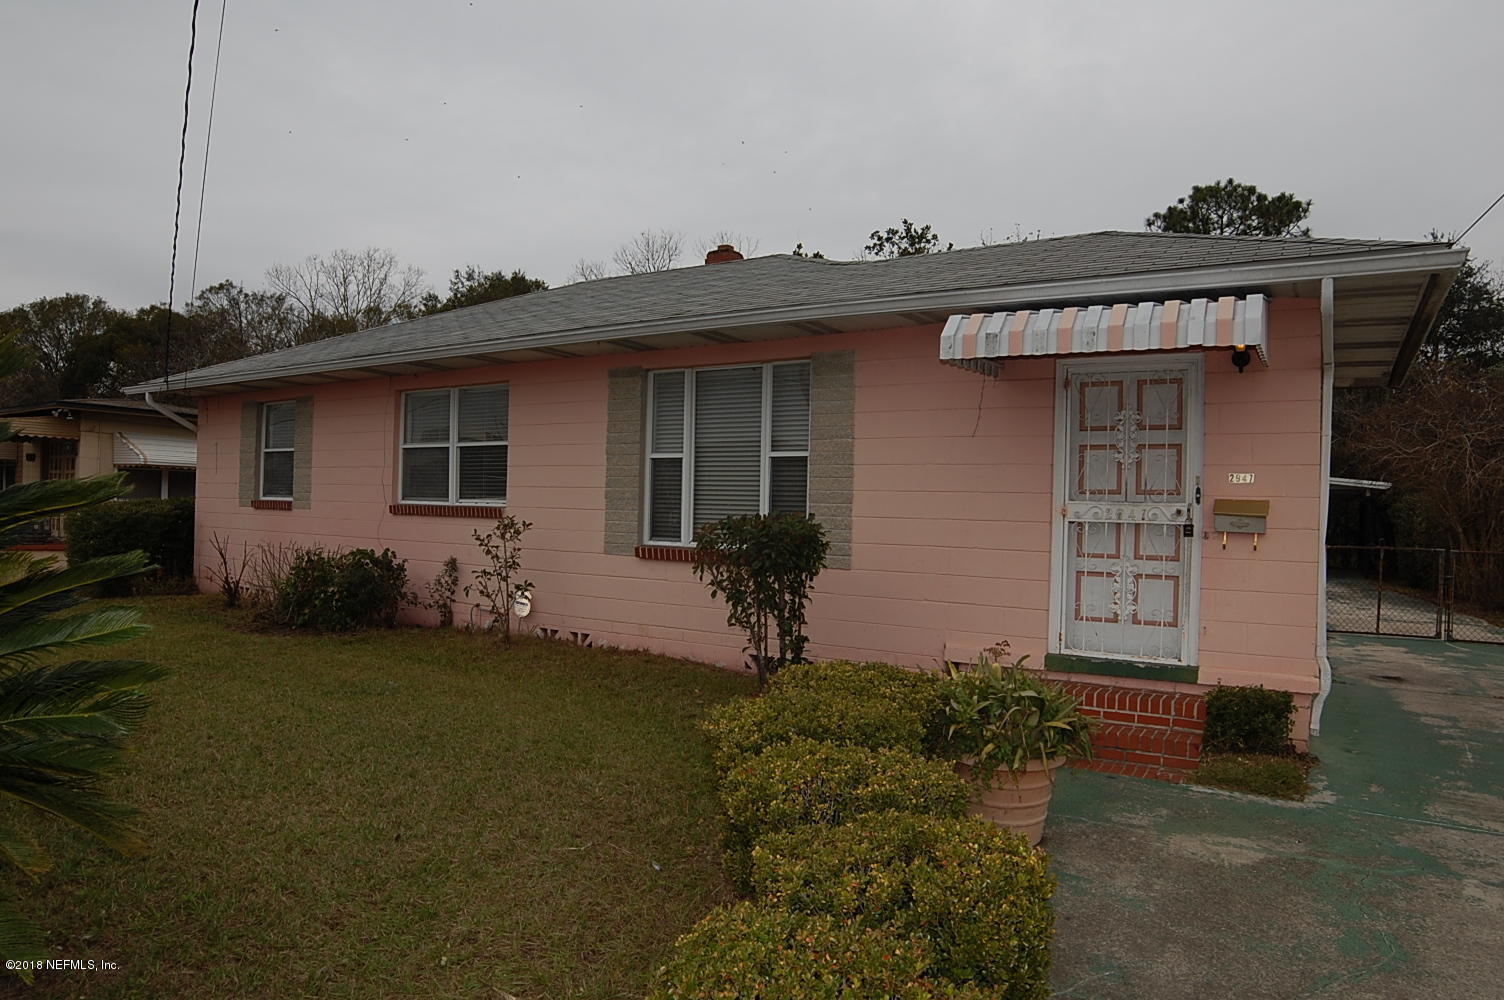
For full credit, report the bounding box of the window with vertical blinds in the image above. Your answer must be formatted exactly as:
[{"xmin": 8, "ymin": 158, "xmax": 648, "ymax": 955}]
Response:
[
  {"xmin": 259, "ymin": 401, "xmax": 296, "ymax": 499},
  {"xmin": 400, "ymin": 385, "xmax": 508, "ymax": 503},
  {"xmin": 646, "ymin": 361, "xmax": 810, "ymax": 543}
]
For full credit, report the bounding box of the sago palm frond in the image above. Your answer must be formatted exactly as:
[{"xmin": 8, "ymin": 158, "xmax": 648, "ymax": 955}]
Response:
[
  {"xmin": 0, "ymin": 552, "xmax": 151, "ymax": 623},
  {"xmin": 0, "ymin": 763, "xmax": 147, "ymax": 857},
  {"xmin": 0, "ymin": 890, "xmax": 45, "ymax": 981},
  {"xmin": 0, "ymin": 608, "xmax": 151, "ymax": 667},
  {"xmin": 0, "ymin": 475, "xmax": 129, "ymax": 538},
  {"xmin": 0, "ymin": 330, "xmax": 164, "ymax": 975},
  {"xmin": 0, "ymin": 659, "xmax": 168, "ymax": 739},
  {"xmin": 0, "ymin": 823, "xmax": 50, "ymax": 880}
]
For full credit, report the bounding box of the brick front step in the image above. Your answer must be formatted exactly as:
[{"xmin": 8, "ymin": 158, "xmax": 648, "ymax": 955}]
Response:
[{"xmin": 1059, "ymin": 680, "xmax": 1206, "ymax": 783}]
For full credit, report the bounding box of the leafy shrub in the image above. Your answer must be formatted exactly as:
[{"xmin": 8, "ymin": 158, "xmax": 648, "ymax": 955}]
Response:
[
  {"xmin": 719, "ymin": 738, "xmax": 969, "ymax": 892},
  {"xmin": 752, "ymin": 813, "xmax": 1055, "ymax": 997},
  {"xmin": 1203, "ymin": 684, "xmax": 1295, "ymax": 755},
  {"xmin": 426, "ymin": 555, "xmax": 461, "ymax": 627},
  {"xmin": 938, "ymin": 643, "xmax": 1092, "ymax": 785},
  {"xmin": 692, "ymin": 513, "xmax": 829, "ymax": 686},
  {"xmin": 265, "ymin": 547, "xmax": 411, "ymax": 631},
  {"xmin": 702, "ymin": 660, "xmax": 944, "ymax": 776},
  {"xmin": 648, "ymin": 903, "xmax": 989, "ymax": 1000},
  {"xmin": 65, "ymin": 497, "xmax": 194, "ymax": 595}
]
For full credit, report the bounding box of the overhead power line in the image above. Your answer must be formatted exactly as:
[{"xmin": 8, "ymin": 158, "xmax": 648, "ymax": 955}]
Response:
[
  {"xmin": 188, "ymin": 0, "xmax": 230, "ymax": 308},
  {"xmin": 1454, "ymin": 190, "xmax": 1504, "ymax": 247},
  {"xmin": 163, "ymin": 0, "xmax": 202, "ymax": 386}
]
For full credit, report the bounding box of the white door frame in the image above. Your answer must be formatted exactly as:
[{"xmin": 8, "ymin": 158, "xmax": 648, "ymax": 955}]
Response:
[{"xmin": 1047, "ymin": 353, "xmax": 1205, "ymax": 666}]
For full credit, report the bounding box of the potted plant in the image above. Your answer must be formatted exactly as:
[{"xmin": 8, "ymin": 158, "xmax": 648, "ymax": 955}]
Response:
[{"xmin": 938, "ymin": 642, "xmax": 1092, "ymax": 845}]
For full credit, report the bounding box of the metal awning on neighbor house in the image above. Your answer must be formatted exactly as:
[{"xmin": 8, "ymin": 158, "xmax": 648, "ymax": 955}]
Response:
[
  {"xmin": 5, "ymin": 415, "xmax": 79, "ymax": 440},
  {"xmin": 939, "ymin": 294, "xmax": 1269, "ymax": 375},
  {"xmin": 113, "ymin": 431, "xmax": 197, "ymax": 470}
]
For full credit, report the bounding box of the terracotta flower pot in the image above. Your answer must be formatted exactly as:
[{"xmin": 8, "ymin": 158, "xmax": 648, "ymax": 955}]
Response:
[{"xmin": 955, "ymin": 757, "xmax": 1063, "ymax": 846}]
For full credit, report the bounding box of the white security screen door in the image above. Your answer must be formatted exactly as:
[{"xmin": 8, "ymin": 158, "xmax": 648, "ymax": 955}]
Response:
[{"xmin": 1059, "ymin": 360, "xmax": 1200, "ymax": 664}]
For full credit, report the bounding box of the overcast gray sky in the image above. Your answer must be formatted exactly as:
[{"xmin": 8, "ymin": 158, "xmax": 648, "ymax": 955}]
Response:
[{"xmin": 2, "ymin": 0, "xmax": 1501, "ymax": 309}]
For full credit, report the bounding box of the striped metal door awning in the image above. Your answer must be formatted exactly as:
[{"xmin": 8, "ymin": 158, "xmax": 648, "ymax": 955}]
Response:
[{"xmin": 939, "ymin": 294, "xmax": 1269, "ymax": 375}]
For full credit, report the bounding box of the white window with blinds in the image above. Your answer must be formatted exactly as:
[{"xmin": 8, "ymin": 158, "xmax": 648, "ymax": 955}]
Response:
[
  {"xmin": 400, "ymin": 385, "xmax": 509, "ymax": 504},
  {"xmin": 259, "ymin": 401, "xmax": 296, "ymax": 500},
  {"xmin": 645, "ymin": 361, "xmax": 810, "ymax": 544}
]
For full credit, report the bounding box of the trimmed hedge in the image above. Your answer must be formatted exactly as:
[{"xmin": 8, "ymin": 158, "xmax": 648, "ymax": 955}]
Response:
[
  {"xmin": 719, "ymin": 738, "xmax": 969, "ymax": 893},
  {"xmin": 752, "ymin": 813, "xmax": 1055, "ymax": 998},
  {"xmin": 648, "ymin": 903, "xmax": 989, "ymax": 1000},
  {"xmin": 1204, "ymin": 684, "xmax": 1295, "ymax": 755},
  {"xmin": 65, "ymin": 498, "xmax": 194, "ymax": 594},
  {"xmin": 702, "ymin": 660, "xmax": 944, "ymax": 776}
]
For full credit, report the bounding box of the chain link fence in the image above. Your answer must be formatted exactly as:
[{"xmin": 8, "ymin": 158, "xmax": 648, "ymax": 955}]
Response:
[{"xmin": 1327, "ymin": 545, "xmax": 1504, "ymax": 644}]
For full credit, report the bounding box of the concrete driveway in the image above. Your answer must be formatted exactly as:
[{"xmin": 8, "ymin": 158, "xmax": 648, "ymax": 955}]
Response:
[{"xmin": 1046, "ymin": 634, "xmax": 1504, "ymax": 999}]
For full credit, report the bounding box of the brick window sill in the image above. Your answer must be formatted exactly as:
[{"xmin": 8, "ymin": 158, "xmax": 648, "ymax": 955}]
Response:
[
  {"xmin": 251, "ymin": 499, "xmax": 292, "ymax": 510},
  {"xmin": 388, "ymin": 503, "xmax": 508, "ymax": 518},
  {"xmin": 634, "ymin": 544, "xmax": 695, "ymax": 562}
]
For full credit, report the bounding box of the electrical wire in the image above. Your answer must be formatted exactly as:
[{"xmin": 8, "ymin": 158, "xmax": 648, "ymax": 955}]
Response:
[
  {"xmin": 188, "ymin": 0, "xmax": 229, "ymax": 309},
  {"xmin": 163, "ymin": 0, "xmax": 203, "ymax": 387},
  {"xmin": 1454, "ymin": 190, "xmax": 1504, "ymax": 247}
]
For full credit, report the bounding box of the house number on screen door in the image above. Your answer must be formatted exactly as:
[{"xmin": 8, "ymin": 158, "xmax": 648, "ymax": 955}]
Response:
[{"xmin": 1227, "ymin": 473, "xmax": 1255, "ymax": 484}]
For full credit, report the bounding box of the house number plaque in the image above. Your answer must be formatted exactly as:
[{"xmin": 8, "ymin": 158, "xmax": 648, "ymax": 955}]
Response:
[{"xmin": 1227, "ymin": 473, "xmax": 1255, "ymax": 484}]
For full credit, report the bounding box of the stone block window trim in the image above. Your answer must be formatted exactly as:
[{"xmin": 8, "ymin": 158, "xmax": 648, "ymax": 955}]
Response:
[
  {"xmin": 240, "ymin": 397, "xmax": 314, "ymax": 510},
  {"xmin": 602, "ymin": 351, "xmax": 854, "ymax": 568}
]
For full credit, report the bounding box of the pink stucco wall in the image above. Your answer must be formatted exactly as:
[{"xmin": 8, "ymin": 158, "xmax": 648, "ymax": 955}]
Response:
[{"xmin": 194, "ymin": 298, "xmax": 1323, "ymax": 727}]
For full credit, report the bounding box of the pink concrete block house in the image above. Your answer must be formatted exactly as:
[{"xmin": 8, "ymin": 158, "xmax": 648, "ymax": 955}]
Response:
[{"xmin": 128, "ymin": 232, "xmax": 1464, "ymax": 778}]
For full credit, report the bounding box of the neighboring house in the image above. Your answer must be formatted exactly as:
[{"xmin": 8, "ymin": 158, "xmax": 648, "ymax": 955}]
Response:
[
  {"xmin": 0, "ymin": 398, "xmax": 198, "ymax": 542},
  {"xmin": 126, "ymin": 232, "xmax": 1464, "ymax": 759}
]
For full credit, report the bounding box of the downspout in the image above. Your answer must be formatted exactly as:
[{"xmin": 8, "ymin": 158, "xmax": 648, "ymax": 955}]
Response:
[
  {"xmin": 1311, "ymin": 278, "xmax": 1336, "ymax": 736},
  {"xmin": 143, "ymin": 391, "xmax": 198, "ymax": 433}
]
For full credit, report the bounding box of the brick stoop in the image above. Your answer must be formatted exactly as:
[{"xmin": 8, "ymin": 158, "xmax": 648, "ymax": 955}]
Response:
[{"xmin": 1060, "ymin": 681, "xmax": 1206, "ymax": 783}]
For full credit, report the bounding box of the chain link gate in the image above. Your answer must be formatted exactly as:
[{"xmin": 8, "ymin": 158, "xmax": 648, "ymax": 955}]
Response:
[{"xmin": 1327, "ymin": 545, "xmax": 1504, "ymax": 644}]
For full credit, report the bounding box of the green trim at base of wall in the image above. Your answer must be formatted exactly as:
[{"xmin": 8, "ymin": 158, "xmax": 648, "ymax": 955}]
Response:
[{"xmin": 1044, "ymin": 652, "xmax": 1199, "ymax": 684}]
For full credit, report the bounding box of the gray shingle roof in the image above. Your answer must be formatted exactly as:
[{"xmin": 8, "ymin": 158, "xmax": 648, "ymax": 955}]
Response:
[{"xmin": 142, "ymin": 230, "xmax": 1447, "ymax": 390}]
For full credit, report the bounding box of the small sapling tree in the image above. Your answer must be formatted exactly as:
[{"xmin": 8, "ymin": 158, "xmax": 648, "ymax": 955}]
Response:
[
  {"xmin": 464, "ymin": 515, "xmax": 533, "ymax": 643},
  {"xmin": 691, "ymin": 513, "xmax": 830, "ymax": 687}
]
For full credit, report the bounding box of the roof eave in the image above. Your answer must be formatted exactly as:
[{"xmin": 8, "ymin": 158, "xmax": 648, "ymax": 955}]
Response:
[{"xmin": 124, "ymin": 244, "xmax": 1469, "ymax": 395}]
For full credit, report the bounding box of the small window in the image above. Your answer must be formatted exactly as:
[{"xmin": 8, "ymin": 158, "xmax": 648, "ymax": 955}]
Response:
[
  {"xmin": 400, "ymin": 385, "xmax": 509, "ymax": 504},
  {"xmin": 646, "ymin": 361, "xmax": 810, "ymax": 544},
  {"xmin": 260, "ymin": 401, "xmax": 296, "ymax": 500}
]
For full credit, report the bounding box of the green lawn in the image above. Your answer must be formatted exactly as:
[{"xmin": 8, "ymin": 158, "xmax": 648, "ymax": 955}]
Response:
[{"xmin": 14, "ymin": 596, "xmax": 756, "ymax": 999}]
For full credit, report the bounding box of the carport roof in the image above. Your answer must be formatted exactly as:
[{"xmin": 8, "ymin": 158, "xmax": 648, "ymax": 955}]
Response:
[{"xmin": 124, "ymin": 230, "xmax": 1467, "ymax": 395}]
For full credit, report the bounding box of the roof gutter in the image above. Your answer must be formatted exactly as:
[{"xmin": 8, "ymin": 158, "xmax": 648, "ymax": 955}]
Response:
[
  {"xmin": 124, "ymin": 244, "xmax": 1470, "ymax": 395},
  {"xmin": 143, "ymin": 391, "xmax": 198, "ymax": 433}
]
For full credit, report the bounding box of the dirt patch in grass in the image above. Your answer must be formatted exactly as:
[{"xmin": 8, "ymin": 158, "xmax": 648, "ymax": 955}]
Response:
[
  {"xmin": 15, "ymin": 595, "xmax": 756, "ymax": 1000},
  {"xmin": 1192, "ymin": 752, "xmax": 1319, "ymax": 801}
]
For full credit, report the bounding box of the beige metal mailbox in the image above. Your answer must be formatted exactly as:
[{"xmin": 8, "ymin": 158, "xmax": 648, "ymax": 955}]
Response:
[
  {"xmin": 1213, "ymin": 498, "xmax": 1270, "ymax": 549},
  {"xmin": 1213, "ymin": 498, "xmax": 1270, "ymax": 534}
]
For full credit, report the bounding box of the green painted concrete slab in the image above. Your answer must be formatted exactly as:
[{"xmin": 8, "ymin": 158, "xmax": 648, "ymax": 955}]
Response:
[{"xmin": 1046, "ymin": 635, "xmax": 1504, "ymax": 999}]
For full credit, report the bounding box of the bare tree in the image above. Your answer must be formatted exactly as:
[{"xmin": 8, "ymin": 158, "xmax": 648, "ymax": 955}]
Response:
[
  {"xmin": 611, "ymin": 230, "xmax": 684, "ymax": 274},
  {"xmin": 568, "ymin": 258, "xmax": 611, "ymax": 284},
  {"xmin": 265, "ymin": 247, "xmax": 429, "ymax": 342},
  {"xmin": 694, "ymin": 231, "xmax": 761, "ymax": 258},
  {"xmin": 977, "ymin": 224, "xmax": 1043, "ymax": 247},
  {"xmin": 1342, "ymin": 363, "xmax": 1504, "ymax": 603}
]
